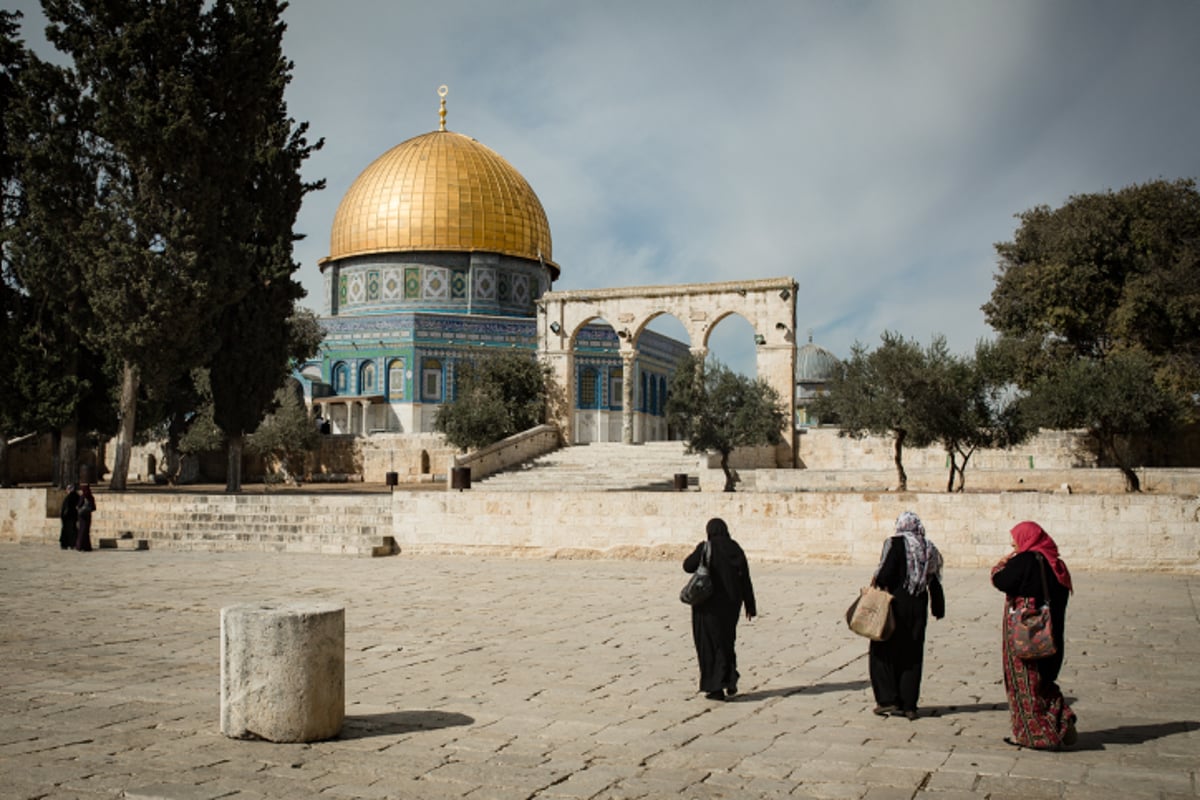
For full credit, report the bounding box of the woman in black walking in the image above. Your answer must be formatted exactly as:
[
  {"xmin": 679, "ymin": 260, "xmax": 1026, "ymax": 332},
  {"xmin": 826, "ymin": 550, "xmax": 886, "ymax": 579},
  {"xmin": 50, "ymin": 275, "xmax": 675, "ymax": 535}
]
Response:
[{"xmin": 683, "ymin": 518, "xmax": 756, "ymax": 701}]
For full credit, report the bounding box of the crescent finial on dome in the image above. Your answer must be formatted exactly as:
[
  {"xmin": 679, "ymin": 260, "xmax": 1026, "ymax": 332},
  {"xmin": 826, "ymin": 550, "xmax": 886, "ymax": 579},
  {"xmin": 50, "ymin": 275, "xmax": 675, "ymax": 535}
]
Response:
[{"xmin": 438, "ymin": 85, "xmax": 448, "ymax": 131}]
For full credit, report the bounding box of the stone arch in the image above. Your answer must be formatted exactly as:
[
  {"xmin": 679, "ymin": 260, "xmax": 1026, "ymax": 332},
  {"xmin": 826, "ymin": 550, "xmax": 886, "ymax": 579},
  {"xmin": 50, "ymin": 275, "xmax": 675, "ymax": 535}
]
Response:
[{"xmin": 538, "ymin": 277, "xmax": 797, "ymax": 462}]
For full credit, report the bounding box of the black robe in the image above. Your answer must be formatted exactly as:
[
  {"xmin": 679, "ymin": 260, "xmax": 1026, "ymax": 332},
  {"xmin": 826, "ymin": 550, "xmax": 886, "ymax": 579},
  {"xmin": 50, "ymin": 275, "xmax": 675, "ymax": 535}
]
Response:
[
  {"xmin": 683, "ymin": 533, "xmax": 756, "ymax": 693},
  {"xmin": 75, "ymin": 494, "xmax": 94, "ymax": 552},
  {"xmin": 59, "ymin": 492, "xmax": 79, "ymax": 550},
  {"xmin": 991, "ymin": 550, "xmax": 1070, "ymax": 683},
  {"xmin": 868, "ymin": 535, "xmax": 945, "ymax": 712}
]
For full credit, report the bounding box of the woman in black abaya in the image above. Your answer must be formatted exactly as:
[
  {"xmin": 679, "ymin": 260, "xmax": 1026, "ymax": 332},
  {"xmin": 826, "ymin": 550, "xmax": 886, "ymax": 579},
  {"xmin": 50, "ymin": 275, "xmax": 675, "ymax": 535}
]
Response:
[
  {"xmin": 868, "ymin": 511, "xmax": 945, "ymax": 720},
  {"xmin": 59, "ymin": 485, "xmax": 79, "ymax": 550},
  {"xmin": 683, "ymin": 518, "xmax": 756, "ymax": 701}
]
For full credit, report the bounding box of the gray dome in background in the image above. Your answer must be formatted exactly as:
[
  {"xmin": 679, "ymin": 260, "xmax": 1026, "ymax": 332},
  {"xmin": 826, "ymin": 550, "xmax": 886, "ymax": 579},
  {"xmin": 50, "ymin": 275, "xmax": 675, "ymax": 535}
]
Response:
[{"xmin": 796, "ymin": 335, "xmax": 840, "ymax": 383}]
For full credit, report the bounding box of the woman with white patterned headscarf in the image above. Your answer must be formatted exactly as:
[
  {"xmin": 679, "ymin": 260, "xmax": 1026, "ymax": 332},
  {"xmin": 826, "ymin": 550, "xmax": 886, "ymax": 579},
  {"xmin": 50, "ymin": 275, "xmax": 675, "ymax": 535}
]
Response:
[{"xmin": 867, "ymin": 511, "xmax": 945, "ymax": 720}]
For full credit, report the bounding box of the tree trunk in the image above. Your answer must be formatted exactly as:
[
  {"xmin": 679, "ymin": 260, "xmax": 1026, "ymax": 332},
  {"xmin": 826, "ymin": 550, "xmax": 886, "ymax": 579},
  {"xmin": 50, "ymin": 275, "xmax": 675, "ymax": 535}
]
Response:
[
  {"xmin": 225, "ymin": 433, "xmax": 243, "ymax": 493},
  {"xmin": 954, "ymin": 445, "xmax": 973, "ymax": 493},
  {"xmin": 893, "ymin": 430, "xmax": 907, "ymax": 491},
  {"xmin": 1118, "ymin": 463, "xmax": 1141, "ymax": 492},
  {"xmin": 0, "ymin": 433, "xmax": 10, "ymax": 487},
  {"xmin": 59, "ymin": 420, "xmax": 79, "ymax": 489},
  {"xmin": 721, "ymin": 450, "xmax": 736, "ymax": 492},
  {"xmin": 945, "ymin": 449, "xmax": 957, "ymax": 492},
  {"xmin": 50, "ymin": 429, "xmax": 61, "ymax": 488},
  {"xmin": 109, "ymin": 361, "xmax": 139, "ymax": 491},
  {"xmin": 1098, "ymin": 429, "xmax": 1141, "ymax": 492}
]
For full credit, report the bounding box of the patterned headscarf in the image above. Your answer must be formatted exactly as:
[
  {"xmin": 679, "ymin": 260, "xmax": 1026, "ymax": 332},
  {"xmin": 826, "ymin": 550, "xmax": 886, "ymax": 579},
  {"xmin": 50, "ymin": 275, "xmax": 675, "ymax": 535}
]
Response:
[
  {"xmin": 1011, "ymin": 521, "xmax": 1072, "ymax": 592},
  {"xmin": 892, "ymin": 511, "xmax": 942, "ymax": 594}
]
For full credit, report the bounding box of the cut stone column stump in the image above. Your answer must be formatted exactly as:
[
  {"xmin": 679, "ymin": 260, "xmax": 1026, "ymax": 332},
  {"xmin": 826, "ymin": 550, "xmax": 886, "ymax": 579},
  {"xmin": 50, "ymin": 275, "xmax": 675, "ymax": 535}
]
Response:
[{"xmin": 220, "ymin": 602, "xmax": 345, "ymax": 742}]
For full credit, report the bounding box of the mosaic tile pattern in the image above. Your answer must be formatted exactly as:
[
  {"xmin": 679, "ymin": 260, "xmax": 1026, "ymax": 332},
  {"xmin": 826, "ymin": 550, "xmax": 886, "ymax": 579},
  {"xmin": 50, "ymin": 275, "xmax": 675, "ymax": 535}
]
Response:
[
  {"xmin": 424, "ymin": 267, "xmax": 450, "ymax": 300},
  {"xmin": 347, "ymin": 273, "xmax": 366, "ymax": 304},
  {"xmin": 474, "ymin": 267, "xmax": 496, "ymax": 300},
  {"xmin": 382, "ymin": 268, "xmax": 403, "ymax": 301},
  {"xmin": 404, "ymin": 267, "xmax": 421, "ymax": 299}
]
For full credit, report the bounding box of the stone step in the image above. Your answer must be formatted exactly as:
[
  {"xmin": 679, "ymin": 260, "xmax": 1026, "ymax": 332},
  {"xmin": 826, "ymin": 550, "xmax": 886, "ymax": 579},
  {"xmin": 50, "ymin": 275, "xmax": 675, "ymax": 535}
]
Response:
[
  {"xmin": 474, "ymin": 441, "xmax": 703, "ymax": 491},
  {"xmin": 98, "ymin": 537, "xmax": 149, "ymax": 551}
]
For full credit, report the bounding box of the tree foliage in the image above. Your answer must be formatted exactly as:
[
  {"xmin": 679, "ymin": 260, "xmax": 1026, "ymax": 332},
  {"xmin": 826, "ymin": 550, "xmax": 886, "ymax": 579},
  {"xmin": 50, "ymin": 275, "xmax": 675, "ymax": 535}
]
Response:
[
  {"xmin": 983, "ymin": 179, "xmax": 1200, "ymax": 489},
  {"xmin": 926, "ymin": 339, "xmax": 1033, "ymax": 492},
  {"xmin": 665, "ymin": 353, "xmax": 786, "ymax": 492},
  {"xmin": 434, "ymin": 350, "xmax": 549, "ymax": 451},
  {"xmin": 30, "ymin": 0, "xmax": 321, "ymax": 490},
  {"xmin": 247, "ymin": 378, "xmax": 317, "ymax": 485},
  {"xmin": 1, "ymin": 12, "xmax": 116, "ymax": 485},
  {"xmin": 1022, "ymin": 349, "xmax": 1180, "ymax": 492},
  {"xmin": 810, "ymin": 332, "xmax": 937, "ymax": 491}
]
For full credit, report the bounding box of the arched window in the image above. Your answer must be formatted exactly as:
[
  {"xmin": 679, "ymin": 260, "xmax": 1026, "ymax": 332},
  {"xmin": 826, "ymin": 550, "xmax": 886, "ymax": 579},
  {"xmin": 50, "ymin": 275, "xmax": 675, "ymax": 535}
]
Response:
[
  {"xmin": 422, "ymin": 358, "xmax": 443, "ymax": 401},
  {"xmin": 579, "ymin": 368, "xmax": 598, "ymax": 409},
  {"xmin": 657, "ymin": 375, "xmax": 667, "ymax": 416},
  {"xmin": 609, "ymin": 371, "xmax": 623, "ymax": 411},
  {"xmin": 332, "ymin": 362, "xmax": 349, "ymax": 394},
  {"xmin": 360, "ymin": 361, "xmax": 376, "ymax": 394},
  {"xmin": 388, "ymin": 359, "xmax": 405, "ymax": 400},
  {"xmin": 640, "ymin": 372, "xmax": 649, "ymax": 413}
]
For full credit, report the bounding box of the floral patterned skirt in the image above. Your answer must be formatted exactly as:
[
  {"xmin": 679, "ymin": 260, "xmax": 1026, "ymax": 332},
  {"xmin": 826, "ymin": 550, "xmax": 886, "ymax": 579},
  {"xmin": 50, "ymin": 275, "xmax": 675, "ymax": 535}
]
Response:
[{"xmin": 1002, "ymin": 598, "xmax": 1076, "ymax": 749}]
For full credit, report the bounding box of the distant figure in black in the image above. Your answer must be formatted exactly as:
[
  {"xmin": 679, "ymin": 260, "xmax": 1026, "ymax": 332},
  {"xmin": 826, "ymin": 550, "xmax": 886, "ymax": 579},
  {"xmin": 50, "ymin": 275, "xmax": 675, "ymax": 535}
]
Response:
[
  {"xmin": 59, "ymin": 484, "xmax": 79, "ymax": 550},
  {"xmin": 683, "ymin": 518, "xmax": 756, "ymax": 701},
  {"xmin": 868, "ymin": 511, "xmax": 944, "ymax": 720},
  {"xmin": 74, "ymin": 483, "xmax": 96, "ymax": 552}
]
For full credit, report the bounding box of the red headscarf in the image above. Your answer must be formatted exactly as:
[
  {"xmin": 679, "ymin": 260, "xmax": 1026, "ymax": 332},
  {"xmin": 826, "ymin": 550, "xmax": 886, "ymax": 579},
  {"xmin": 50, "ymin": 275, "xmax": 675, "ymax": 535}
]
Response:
[{"xmin": 1011, "ymin": 521, "xmax": 1072, "ymax": 592}]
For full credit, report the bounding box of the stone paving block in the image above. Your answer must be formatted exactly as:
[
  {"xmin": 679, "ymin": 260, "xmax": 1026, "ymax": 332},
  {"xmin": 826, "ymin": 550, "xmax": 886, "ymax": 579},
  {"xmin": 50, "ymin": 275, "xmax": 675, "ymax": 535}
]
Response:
[
  {"xmin": 791, "ymin": 780, "xmax": 867, "ymax": 799},
  {"xmin": 123, "ymin": 783, "xmax": 239, "ymax": 800},
  {"xmin": 861, "ymin": 787, "xmax": 920, "ymax": 800},
  {"xmin": 973, "ymin": 773, "xmax": 1071, "ymax": 799},
  {"xmin": 410, "ymin": 775, "xmax": 475, "ymax": 798},
  {"xmin": 853, "ymin": 764, "xmax": 931, "ymax": 789}
]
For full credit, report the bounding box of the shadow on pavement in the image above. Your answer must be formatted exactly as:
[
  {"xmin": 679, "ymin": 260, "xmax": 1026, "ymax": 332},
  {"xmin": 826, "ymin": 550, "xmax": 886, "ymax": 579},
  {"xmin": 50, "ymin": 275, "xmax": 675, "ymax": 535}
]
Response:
[
  {"xmin": 734, "ymin": 679, "xmax": 870, "ymax": 702},
  {"xmin": 1070, "ymin": 720, "xmax": 1199, "ymax": 751},
  {"xmin": 339, "ymin": 710, "xmax": 475, "ymax": 739},
  {"xmin": 922, "ymin": 702, "xmax": 1010, "ymax": 717}
]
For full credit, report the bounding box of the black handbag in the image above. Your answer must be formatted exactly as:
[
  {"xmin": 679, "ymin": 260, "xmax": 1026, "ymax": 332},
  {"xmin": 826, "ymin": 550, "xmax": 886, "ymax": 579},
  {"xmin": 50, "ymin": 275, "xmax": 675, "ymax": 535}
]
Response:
[{"xmin": 680, "ymin": 542, "xmax": 714, "ymax": 605}]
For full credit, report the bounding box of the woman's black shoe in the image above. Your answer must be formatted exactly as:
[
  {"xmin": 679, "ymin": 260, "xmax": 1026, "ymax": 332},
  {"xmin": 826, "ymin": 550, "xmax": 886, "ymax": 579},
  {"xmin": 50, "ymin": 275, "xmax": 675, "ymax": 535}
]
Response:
[{"xmin": 704, "ymin": 691, "xmax": 726, "ymax": 701}]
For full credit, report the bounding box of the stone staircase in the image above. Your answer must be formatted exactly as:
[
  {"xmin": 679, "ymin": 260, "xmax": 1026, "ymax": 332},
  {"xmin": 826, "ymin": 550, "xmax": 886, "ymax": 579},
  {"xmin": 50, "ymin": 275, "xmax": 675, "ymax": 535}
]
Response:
[
  {"xmin": 472, "ymin": 441, "xmax": 713, "ymax": 491},
  {"xmin": 90, "ymin": 493, "xmax": 399, "ymax": 556}
]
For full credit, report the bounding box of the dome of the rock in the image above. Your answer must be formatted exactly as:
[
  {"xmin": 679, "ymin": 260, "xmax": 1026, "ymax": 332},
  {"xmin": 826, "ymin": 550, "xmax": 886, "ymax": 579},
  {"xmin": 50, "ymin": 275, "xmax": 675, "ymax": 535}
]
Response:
[{"xmin": 325, "ymin": 129, "xmax": 558, "ymax": 279}]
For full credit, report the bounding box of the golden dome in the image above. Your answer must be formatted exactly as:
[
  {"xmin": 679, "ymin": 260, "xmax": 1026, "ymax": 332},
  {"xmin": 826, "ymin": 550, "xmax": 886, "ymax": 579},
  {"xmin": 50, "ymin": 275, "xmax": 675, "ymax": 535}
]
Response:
[{"xmin": 326, "ymin": 130, "xmax": 558, "ymax": 278}]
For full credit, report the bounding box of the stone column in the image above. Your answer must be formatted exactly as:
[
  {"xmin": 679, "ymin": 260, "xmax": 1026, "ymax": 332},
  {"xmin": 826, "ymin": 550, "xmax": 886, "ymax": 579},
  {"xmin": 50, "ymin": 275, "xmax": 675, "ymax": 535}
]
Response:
[
  {"xmin": 543, "ymin": 348, "xmax": 574, "ymax": 443},
  {"xmin": 220, "ymin": 602, "xmax": 345, "ymax": 743},
  {"xmin": 621, "ymin": 351, "xmax": 635, "ymax": 445},
  {"xmin": 755, "ymin": 342, "xmax": 797, "ymax": 468}
]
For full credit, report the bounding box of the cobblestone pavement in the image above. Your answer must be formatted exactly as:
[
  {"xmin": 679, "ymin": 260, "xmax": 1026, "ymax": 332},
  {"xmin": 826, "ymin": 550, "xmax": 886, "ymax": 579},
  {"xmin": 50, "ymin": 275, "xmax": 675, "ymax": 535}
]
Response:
[{"xmin": 1, "ymin": 543, "xmax": 1197, "ymax": 800}]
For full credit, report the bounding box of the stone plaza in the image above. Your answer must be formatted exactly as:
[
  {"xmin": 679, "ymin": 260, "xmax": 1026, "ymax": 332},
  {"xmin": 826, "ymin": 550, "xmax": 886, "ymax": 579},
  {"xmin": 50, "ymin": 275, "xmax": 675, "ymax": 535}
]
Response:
[{"xmin": 1, "ymin": 543, "xmax": 1196, "ymax": 799}]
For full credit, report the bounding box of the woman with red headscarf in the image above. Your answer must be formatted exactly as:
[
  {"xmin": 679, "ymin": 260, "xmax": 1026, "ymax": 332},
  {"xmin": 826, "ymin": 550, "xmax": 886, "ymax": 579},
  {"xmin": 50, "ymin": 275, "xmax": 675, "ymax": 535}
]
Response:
[{"xmin": 991, "ymin": 521, "xmax": 1077, "ymax": 749}]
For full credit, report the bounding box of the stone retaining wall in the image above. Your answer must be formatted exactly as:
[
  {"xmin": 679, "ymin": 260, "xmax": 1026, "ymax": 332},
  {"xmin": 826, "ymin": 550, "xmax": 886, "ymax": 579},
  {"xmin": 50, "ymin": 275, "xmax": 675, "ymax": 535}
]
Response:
[
  {"xmin": 390, "ymin": 489, "xmax": 1199, "ymax": 572},
  {"xmin": 6, "ymin": 485, "xmax": 1191, "ymax": 572}
]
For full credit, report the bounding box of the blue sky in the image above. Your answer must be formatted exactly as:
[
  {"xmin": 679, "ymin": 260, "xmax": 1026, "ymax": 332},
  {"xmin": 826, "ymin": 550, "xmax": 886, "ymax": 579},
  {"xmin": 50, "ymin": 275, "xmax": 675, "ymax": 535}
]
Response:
[{"xmin": 10, "ymin": 0, "xmax": 1200, "ymax": 375}]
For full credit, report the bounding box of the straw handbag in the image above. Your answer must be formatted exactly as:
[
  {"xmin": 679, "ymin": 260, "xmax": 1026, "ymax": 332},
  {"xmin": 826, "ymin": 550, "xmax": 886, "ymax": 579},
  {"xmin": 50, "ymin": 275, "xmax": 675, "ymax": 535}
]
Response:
[{"xmin": 846, "ymin": 585, "xmax": 895, "ymax": 641}]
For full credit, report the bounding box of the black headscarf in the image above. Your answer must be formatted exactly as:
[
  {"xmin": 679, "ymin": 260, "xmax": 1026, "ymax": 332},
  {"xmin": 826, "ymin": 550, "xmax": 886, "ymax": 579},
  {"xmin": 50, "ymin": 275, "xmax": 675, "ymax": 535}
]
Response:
[{"xmin": 706, "ymin": 518, "xmax": 730, "ymax": 540}]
